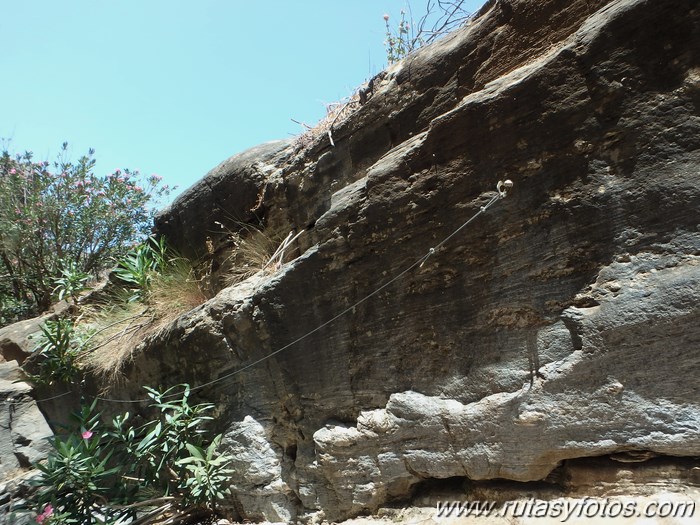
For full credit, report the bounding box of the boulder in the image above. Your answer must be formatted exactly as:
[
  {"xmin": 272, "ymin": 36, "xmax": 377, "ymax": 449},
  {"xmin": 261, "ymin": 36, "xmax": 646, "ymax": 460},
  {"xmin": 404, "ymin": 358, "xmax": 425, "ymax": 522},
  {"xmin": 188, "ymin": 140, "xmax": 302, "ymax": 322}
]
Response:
[
  {"xmin": 0, "ymin": 361, "xmax": 52, "ymax": 473},
  {"xmin": 154, "ymin": 140, "xmax": 292, "ymax": 261},
  {"xmin": 0, "ymin": 301, "xmax": 69, "ymax": 365},
  {"xmin": 0, "ymin": 361, "xmax": 52, "ymax": 524}
]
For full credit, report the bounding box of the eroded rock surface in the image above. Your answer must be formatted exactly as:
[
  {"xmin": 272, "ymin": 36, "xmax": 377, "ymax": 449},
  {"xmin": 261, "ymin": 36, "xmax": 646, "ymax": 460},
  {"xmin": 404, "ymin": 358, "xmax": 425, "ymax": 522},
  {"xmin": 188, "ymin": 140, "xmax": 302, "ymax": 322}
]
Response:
[
  {"xmin": 0, "ymin": 362, "xmax": 52, "ymax": 524},
  {"xmin": 115, "ymin": 0, "xmax": 700, "ymax": 520}
]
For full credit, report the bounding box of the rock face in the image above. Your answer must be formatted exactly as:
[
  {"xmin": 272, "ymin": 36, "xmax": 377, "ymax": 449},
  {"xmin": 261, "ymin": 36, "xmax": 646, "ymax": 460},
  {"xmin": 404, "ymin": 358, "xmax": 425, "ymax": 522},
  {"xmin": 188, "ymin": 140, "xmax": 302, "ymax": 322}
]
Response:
[
  {"xmin": 122, "ymin": 0, "xmax": 700, "ymax": 520},
  {"xmin": 0, "ymin": 361, "xmax": 52, "ymax": 524}
]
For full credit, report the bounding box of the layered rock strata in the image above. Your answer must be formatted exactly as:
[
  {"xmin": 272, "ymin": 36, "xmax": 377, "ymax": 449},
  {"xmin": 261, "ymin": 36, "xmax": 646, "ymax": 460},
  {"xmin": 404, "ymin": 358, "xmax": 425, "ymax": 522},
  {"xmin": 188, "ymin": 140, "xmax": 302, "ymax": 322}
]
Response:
[{"xmin": 109, "ymin": 0, "xmax": 700, "ymax": 520}]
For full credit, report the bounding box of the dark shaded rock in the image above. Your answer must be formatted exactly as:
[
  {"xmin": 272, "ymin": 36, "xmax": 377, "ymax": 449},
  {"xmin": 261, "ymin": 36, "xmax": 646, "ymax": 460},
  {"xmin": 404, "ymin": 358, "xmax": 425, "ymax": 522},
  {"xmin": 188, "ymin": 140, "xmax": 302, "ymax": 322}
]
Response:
[
  {"xmin": 0, "ymin": 470, "xmax": 39, "ymax": 525},
  {"xmin": 113, "ymin": 0, "xmax": 700, "ymax": 520},
  {"xmin": 154, "ymin": 140, "xmax": 292, "ymax": 261}
]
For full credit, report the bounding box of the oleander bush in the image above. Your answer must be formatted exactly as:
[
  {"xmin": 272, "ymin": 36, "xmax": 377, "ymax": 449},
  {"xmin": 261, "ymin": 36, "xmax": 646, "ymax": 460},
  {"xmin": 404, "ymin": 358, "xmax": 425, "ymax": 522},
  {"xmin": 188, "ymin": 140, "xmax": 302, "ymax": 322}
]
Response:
[
  {"xmin": 29, "ymin": 386, "xmax": 233, "ymax": 524},
  {"xmin": 0, "ymin": 143, "xmax": 172, "ymax": 325}
]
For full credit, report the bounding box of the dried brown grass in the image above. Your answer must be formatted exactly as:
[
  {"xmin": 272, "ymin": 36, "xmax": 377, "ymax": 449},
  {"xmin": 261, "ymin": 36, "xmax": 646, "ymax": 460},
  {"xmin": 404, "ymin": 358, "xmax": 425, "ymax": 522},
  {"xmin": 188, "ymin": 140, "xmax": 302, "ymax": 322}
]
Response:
[
  {"xmin": 222, "ymin": 225, "xmax": 283, "ymax": 287},
  {"xmin": 149, "ymin": 257, "xmax": 208, "ymax": 322},
  {"xmin": 81, "ymin": 258, "xmax": 208, "ymax": 385},
  {"xmin": 79, "ymin": 300, "xmax": 153, "ymax": 384},
  {"xmin": 293, "ymin": 92, "xmax": 361, "ymax": 151}
]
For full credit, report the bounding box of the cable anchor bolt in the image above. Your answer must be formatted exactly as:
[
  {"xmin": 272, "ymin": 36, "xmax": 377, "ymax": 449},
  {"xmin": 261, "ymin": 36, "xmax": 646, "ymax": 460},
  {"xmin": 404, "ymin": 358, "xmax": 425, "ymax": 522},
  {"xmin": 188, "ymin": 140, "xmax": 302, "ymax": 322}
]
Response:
[
  {"xmin": 497, "ymin": 179, "xmax": 513, "ymax": 198},
  {"xmin": 419, "ymin": 247, "xmax": 436, "ymax": 268}
]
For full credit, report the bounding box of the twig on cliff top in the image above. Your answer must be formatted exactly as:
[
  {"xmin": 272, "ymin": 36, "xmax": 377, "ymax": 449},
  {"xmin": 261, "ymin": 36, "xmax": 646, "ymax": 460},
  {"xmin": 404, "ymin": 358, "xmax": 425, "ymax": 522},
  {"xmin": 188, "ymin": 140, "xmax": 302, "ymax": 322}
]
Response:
[
  {"xmin": 292, "ymin": 93, "xmax": 361, "ymax": 151},
  {"xmin": 290, "ymin": 119, "xmax": 313, "ymax": 131},
  {"xmin": 411, "ymin": 0, "xmax": 473, "ymax": 48}
]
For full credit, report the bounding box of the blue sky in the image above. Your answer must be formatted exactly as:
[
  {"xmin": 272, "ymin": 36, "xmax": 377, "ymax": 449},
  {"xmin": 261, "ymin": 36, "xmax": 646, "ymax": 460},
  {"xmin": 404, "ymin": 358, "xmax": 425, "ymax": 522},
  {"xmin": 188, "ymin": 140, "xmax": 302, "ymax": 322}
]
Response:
[{"xmin": 1, "ymin": 1, "xmax": 484, "ymax": 204}]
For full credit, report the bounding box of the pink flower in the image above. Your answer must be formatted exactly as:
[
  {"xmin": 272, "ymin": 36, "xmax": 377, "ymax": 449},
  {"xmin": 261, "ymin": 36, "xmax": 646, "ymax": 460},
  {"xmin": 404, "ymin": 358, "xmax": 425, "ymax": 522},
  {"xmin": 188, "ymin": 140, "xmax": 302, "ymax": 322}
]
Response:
[
  {"xmin": 9, "ymin": 168, "xmax": 16, "ymax": 174},
  {"xmin": 81, "ymin": 430, "xmax": 93, "ymax": 440},
  {"xmin": 383, "ymin": 13, "xmax": 389, "ymax": 21},
  {"xmin": 36, "ymin": 503, "xmax": 53, "ymax": 523}
]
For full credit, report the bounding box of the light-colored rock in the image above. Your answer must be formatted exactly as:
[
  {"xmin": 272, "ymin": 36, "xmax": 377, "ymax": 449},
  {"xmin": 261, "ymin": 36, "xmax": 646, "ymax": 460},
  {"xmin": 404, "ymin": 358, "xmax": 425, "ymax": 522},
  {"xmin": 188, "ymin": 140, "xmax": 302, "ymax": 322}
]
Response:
[
  {"xmin": 222, "ymin": 416, "xmax": 297, "ymax": 522},
  {"xmin": 0, "ymin": 362, "xmax": 52, "ymax": 524},
  {"xmin": 0, "ymin": 362, "xmax": 52, "ymax": 474}
]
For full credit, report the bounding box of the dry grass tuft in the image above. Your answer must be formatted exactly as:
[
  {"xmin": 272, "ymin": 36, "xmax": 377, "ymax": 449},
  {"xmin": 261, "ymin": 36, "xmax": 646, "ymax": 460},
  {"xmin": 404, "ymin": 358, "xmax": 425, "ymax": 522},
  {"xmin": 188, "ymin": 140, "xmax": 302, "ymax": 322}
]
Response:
[
  {"xmin": 149, "ymin": 257, "xmax": 208, "ymax": 325},
  {"xmin": 222, "ymin": 225, "xmax": 283, "ymax": 287},
  {"xmin": 293, "ymin": 92, "xmax": 361, "ymax": 151},
  {"xmin": 79, "ymin": 300, "xmax": 154, "ymax": 385},
  {"xmin": 80, "ymin": 257, "xmax": 208, "ymax": 385},
  {"xmin": 216, "ymin": 222, "xmax": 304, "ymax": 289}
]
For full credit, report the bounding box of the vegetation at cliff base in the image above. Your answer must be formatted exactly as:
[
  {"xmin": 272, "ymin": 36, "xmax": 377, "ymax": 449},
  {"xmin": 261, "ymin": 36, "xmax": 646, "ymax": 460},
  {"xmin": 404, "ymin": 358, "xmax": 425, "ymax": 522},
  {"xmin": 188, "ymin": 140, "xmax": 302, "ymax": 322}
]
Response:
[{"xmin": 27, "ymin": 386, "xmax": 233, "ymax": 524}]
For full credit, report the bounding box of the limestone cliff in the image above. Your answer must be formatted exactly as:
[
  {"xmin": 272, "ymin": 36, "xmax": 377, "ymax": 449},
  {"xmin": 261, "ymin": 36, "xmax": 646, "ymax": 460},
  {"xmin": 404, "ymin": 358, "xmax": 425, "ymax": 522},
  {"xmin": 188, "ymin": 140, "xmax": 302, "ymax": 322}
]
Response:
[{"xmin": 17, "ymin": 0, "xmax": 700, "ymax": 522}]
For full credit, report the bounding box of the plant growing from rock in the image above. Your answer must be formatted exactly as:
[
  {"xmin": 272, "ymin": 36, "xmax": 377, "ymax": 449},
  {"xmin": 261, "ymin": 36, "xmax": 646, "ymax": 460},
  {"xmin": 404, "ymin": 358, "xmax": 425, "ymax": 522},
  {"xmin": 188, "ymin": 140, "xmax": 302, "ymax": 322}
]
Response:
[
  {"xmin": 26, "ymin": 319, "xmax": 83, "ymax": 387},
  {"xmin": 382, "ymin": 1, "xmax": 474, "ymax": 64},
  {"xmin": 384, "ymin": 10, "xmax": 414, "ymax": 64},
  {"xmin": 30, "ymin": 385, "xmax": 233, "ymax": 524},
  {"xmin": 32, "ymin": 401, "xmax": 125, "ymax": 524},
  {"xmin": 83, "ymin": 236, "xmax": 207, "ymax": 382},
  {"xmin": 113, "ymin": 236, "xmax": 169, "ymax": 302},
  {"xmin": 22, "ymin": 235, "xmax": 207, "ymax": 387},
  {"xmin": 52, "ymin": 259, "xmax": 91, "ymax": 305},
  {"xmin": 215, "ymin": 221, "xmax": 303, "ymax": 289}
]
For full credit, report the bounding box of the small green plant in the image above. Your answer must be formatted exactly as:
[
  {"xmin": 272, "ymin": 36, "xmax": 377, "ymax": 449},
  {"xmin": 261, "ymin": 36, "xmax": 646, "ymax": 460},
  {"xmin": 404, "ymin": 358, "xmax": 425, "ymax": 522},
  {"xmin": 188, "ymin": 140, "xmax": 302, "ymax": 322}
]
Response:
[
  {"xmin": 32, "ymin": 401, "xmax": 126, "ymax": 524},
  {"xmin": 382, "ymin": 2, "xmax": 474, "ymax": 65},
  {"xmin": 383, "ymin": 10, "xmax": 416, "ymax": 64},
  {"xmin": 52, "ymin": 260, "xmax": 90, "ymax": 304},
  {"xmin": 176, "ymin": 435, "xmax": 232, "ymax": 508},
  {"xmin": 112, "ymin": 385, "xmax": 233, "ymax": 510},
  {"xmin": 30, "ymin": 385, "xmax": 233, "ymax": 524},
  {"xmin": 113, "ymin": 236, "xmax": 168, "ymax": 301},
  {"xmin": 28, "ymin": 319, "xmax": 82, "ymax": 386}
]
